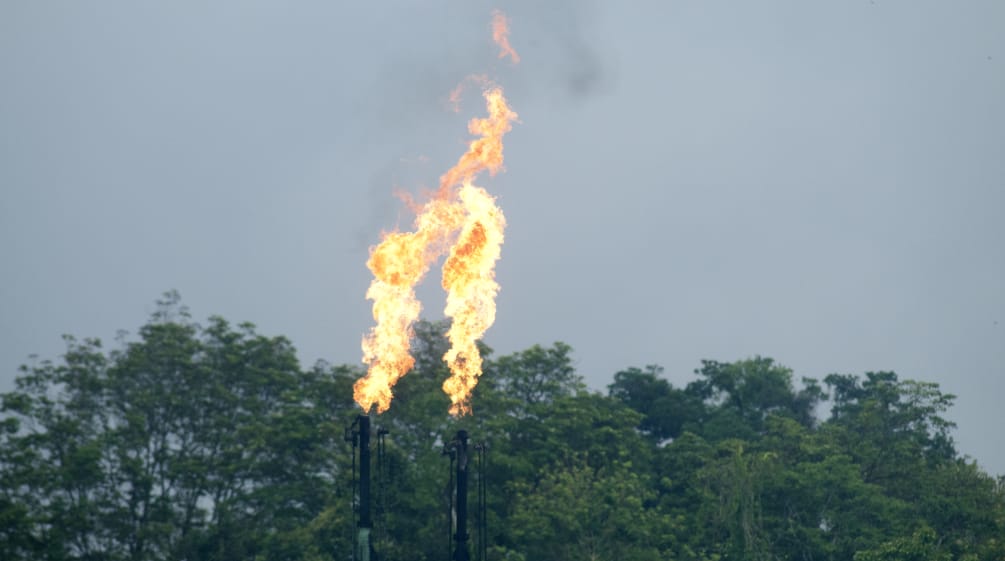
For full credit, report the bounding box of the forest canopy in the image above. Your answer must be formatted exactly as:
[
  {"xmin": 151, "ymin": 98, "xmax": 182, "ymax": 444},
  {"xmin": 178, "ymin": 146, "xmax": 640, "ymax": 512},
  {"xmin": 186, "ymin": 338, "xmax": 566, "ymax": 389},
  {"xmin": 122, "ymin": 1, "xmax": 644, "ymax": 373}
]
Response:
[{"xmin": 2, "ymin": 294, "xmax": 1003, "ymax": 561}]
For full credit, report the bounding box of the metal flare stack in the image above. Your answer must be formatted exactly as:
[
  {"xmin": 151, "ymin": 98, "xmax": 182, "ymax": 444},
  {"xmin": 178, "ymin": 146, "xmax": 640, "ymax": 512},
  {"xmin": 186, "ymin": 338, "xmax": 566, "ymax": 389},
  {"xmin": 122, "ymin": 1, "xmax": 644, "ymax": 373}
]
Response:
[
  {"xmin": 444, "ymin": 430, "xmax": 488, "ymax": 561},
  {"xmin": 348, "ymin": 421, "xmax": 488, "ymax": 561},
  {"xmin": 346, "ymin": 415, "xmax": 388, "ymax": 561}
]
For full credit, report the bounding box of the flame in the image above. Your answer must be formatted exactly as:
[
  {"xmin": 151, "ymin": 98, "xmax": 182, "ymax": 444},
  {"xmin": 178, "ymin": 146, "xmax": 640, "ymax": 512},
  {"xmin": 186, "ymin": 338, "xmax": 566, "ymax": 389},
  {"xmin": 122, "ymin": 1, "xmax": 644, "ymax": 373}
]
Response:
[
  {"xmin": 441, "ymin": 184, "xmax": 506, "ymax": 415},
  {"xmin": 448, "ymin": 83, "xmax": 465, "ymax": 113},
  {"xmin": 439, "ymin": 88, "xmax": 516, "ymax": 196},
  {"xmin": 447, "ymin": 74, "xmax": 489, "ymax": 114},
  {"xmin": 355, "ymin": 10, "xmax": 520, "ymax": 416},
  {"xmin": 355, "ymin": 87, "xmax": 518, "ymax": 415},
  {"xmin": 356, "ymin": 199, "xmax": 466, "ymax": 414},
  {"xmin": 491, "ymin": 9, "xmax": 520, "ymax": 64}
]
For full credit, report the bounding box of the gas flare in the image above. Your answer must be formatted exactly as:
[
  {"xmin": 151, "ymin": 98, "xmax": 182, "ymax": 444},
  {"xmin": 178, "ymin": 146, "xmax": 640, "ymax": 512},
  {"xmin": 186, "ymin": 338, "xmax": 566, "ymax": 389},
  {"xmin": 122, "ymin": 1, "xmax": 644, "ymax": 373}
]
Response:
[
  {"xmin": 441, "ymin": 183, "xmax": 506, "ymax": 415},
  {"xmin": 491, "ymin": 9, "xmax": 520, "ymax": 64},
  {"xmin": 446, "ymin": 74, "xmax": 489, "ymax": 114},
  {"xmin": 355, "ymin": 10, "xmax": 519, "ymax": 416},
  {"xmin": 355, "ymin": 85, "xmax": 517, "ymax": 415}
]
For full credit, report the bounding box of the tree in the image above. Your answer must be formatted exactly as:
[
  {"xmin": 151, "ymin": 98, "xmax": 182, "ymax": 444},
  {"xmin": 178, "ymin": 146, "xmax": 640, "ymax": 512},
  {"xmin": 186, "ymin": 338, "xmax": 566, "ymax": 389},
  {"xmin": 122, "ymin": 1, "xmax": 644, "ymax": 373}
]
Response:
[
  {"xmin": 916, "ymin": 459, "xmax": 1005, "ymax": 560},
  {"xmin": 823, "ymin": 372, "xmax": 957, "ymax": 501},
  {"xmin": 698, "ymin": 439, "xmax": 781, "ymax": 561},
  {"xmin": 608, "ymin": 365, "xmax": 704, "ymax": 441},
  {"xmin": 853, "ymin": 528, "xmax": 951, "ymax": 561},
  {"xmin": 0, "ymin": 293, "xmax": 354, "ymax": 561},
  {"xmin": 4, "ymin": 297, "xmax": 1004, "ymax": 561},
  {"xmin": 486, "ymin": 341, "xmax": 583, "ymax": 415},
  {"xmin": 688, "ymin": 358, "xmax": 825, "ymax": 440},
  {"xmin": 507, "ymin": 457, "xmax": 672, "ymax": 561},
  {"xmin": 757, "ymin": 416, "xmax": 911, "ymax": 561}
]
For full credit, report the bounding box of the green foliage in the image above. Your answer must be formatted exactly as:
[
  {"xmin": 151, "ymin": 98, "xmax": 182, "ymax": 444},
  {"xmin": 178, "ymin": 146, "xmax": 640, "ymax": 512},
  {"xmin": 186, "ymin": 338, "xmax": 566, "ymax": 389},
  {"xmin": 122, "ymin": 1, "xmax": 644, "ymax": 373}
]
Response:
[
  {"xmin": 2, "ymin": 296, "xmax": 1004, "ymax": 561},
  {"xmin": 853, "ymin": 527, "xmax": 951, "ymax": 561},
  {"xmin": 823, "ymin": 372, "xmax": 958, "ymax": 505},
  {"xmin": 506, "ymin": 457, "xmax": 671, "ymax": 561},
  {"xmin": 687, "ymin": 357, "xmax": 825, "ymax": 440},
  {"xmin": 608, "ymin": 364, "xmax": 704, "ymax": 441},
  {"xmin": 756, "ymin": 416, "xmax": 911, "ymax": 561},
  {"xmin": 0, "ymin": 293, "xmax": 356, "ymax": 561}
]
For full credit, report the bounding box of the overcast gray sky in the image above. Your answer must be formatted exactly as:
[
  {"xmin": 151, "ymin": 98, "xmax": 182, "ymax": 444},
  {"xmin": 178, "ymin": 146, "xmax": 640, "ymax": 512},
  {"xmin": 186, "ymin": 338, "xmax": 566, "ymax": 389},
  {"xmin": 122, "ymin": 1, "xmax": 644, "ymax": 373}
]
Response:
[{"xmin": 2, "ymin": 1, "xmax": 1003, "ymax": 475}]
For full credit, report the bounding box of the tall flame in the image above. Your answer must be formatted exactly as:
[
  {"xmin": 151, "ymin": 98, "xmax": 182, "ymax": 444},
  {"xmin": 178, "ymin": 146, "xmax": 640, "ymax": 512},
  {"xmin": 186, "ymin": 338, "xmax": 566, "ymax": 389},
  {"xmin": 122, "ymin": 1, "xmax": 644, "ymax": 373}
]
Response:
[
  {"xmin": 491, "ymin": 9, "xmax": 520, "ymax": 64},
  {"xmin": 441, "ymin": 183, "xmax": 506, "ymax": 415},
  {"xmin": 355, "ymin": 86, "xmax": 517, "ymax": 415}
]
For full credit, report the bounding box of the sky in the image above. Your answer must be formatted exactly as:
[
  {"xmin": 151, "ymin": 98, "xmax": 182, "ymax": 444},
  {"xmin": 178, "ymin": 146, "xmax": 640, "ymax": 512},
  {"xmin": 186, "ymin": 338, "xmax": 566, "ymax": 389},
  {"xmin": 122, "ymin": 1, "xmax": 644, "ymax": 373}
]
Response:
[{"xmin": 1, "ymin": 1, "xmax": 1003, "ymax": 475}]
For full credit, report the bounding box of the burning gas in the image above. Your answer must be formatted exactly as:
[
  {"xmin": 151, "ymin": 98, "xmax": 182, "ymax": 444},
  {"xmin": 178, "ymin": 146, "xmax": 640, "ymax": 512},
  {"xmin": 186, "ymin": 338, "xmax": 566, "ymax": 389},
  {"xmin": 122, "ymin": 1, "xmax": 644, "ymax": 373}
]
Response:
[
  {"xmin": 492, "ymin": 9, "xmax": 520, "ymax": 65},
  {"xmin": 354, "ymin": 13, "xmax": 520, "ymax": 416}
]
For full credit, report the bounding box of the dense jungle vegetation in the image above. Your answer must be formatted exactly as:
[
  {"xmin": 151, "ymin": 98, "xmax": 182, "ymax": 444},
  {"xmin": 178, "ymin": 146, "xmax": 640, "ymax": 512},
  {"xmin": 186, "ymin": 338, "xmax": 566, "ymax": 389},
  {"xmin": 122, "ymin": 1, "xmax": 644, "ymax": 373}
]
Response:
[{"xmin": 2, "ymin": 294, "xmax": 1003, "ymax": 561}]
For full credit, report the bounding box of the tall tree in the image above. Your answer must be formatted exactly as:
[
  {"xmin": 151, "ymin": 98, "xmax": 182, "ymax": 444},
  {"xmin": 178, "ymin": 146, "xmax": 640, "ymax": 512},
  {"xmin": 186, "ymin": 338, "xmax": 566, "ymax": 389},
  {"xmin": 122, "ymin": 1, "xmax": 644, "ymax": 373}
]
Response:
[
  {"xmin": 506, "ymin": 457, "xmax": 672, "ymax": 561},
  {"xmin": 4, "ymin": 299, "xmax": 1004, "ymax": 561},
  {"xmin": 0, "ymin": 293, "xmax": 355, "ymax": 561},
  {"xmin": 823, "ymin": 372, "xmax": 956, "ymax": 500},
  {"xmin": 688, "ymin": 357, "xmax": 824, "ymax": 440},
  {"xmin": 608, "ymin": 364, "xmax": 704, "ymax": 441}
]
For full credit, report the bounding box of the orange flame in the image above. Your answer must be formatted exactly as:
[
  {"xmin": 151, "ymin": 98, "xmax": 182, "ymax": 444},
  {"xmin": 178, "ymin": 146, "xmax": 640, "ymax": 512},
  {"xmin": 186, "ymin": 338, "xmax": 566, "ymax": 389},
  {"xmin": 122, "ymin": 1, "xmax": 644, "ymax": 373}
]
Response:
[
  {"xmin": 446, "ymin": 74, "xmax": 490, "ymax": 114},
  {"xmin": 491, "ymin": 9, "xmax": 520, "ymax": 64},
  {"xmin": 355, "ymin": 87, "xmax": 518, "ymax": 415},
  {"xmin": 448, "ymin": 83, "xmax": 465, "ymax": 113},
  {"xmin": 442, "ymin": 183, "xmax": 506, "ymax": 415}
]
